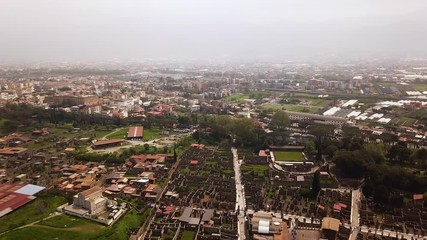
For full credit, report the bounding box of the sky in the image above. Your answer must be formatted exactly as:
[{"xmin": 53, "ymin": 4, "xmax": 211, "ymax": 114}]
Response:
[{"xmin": 0, "ymin": 0, "xmax": 427, "ymax": 62}]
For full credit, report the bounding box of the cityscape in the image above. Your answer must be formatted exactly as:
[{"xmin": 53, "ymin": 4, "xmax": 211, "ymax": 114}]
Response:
[{"xmin": 0, "ymin": 1, "xmax": 426, "ymax": 240}]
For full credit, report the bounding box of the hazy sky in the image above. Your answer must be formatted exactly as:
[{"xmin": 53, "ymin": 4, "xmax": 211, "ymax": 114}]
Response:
[{"xmin": 1, "ymin": 0, "xmax": 427, "ymax": 62}]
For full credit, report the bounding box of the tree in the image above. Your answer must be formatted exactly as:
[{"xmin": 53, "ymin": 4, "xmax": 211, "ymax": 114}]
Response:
[
  {"xmin": 316, "ymin": 136, "xmax": 322, "ymax": 161},
  {"xmin": 305, "ymin": 140, "xmax": 316, "ymax": 156},
  {"xmin": 388, "ymin": 144, "xmax": 412, "ymax": 163},
  {"xmin": 325, "ymin": 145, "xmax": 338, "ymax": 159},
  {"xmin": 364, "ymin": 144, "xmax": 386, "ymax": 164},
  {"xmin": 373, "ymin": 185, "xmax": 390, "ymax": 205},
  {"xmin": 192, "ymin": 130, "xmax": 200, "ymax": 141},
  {"xmin": 58, "ymin": 86, "xmax": 72, "ymax": 92},
  {"xmin": 342, "ymin": 126, "xmax": 362, "ymax": 139},
  {"xmin": 311, "ymin": 171, "xmax": 321, "ymax": 198},
  {"xmin": 308, "ymin": 123, "xmax": 334, "ymax": 137},
  {"xmin": 163, "ymin": 146, "xmax": 169, "ymax": 154},
  {"xmin": 1, "ymin": 120, "xmax": 18, "ymax": 134},
  {"xmin": 333, "ymin": 150, "xmax": 373, "ymax": 179},
  {"xmin": 269, "ymin": 111, "xmax": 290, "ymax": 131}
]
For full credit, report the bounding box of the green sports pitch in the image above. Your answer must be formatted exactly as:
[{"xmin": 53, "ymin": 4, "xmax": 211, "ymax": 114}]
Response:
[{"xmin": 273, "ymin": 151, "xmax": 305, "ymax": 162}]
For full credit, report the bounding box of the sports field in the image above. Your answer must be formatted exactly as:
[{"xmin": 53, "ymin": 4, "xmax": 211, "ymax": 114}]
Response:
[{"xmin": 273, "ymin": 151, "xmax": 304, "ymax": 161}]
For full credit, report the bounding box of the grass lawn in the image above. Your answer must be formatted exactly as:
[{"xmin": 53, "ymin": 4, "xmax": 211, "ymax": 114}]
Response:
[
  {"xmin": 206, "ymin": 161, "xmax": 218, "ymax": 165},
  {"xmin": 181, "ymin": 230, "xmax": 195, "ymax": 240},
  {"xmin": 0, "ymin": 118, "xmax": 7, "ymax": 129},
  {"xmin": 309, "ymin": 98, "xmax": 332, "ymax": 107},
  {"xmin": 38, "ymin": 214, "xmax": 93, "ymax": 228},
  {"xmin": 0, "ymin": 224, "xmax": 105, "ymax": 240},
  {"xmin": 25, "ymin": 141, "xmax": 56, "ymax": 151},
  {"xmin": 241, "ymin": 164, "xmax": 268, "ymax": 177},
  {"xmin": 0, "ymin": 193, "xmax": 68, "ymax": 233},
  {"xmin": 105, "ymin": 127, "xmax": 128, "ymax": 139},
  {"xmin": 85, "ymin": 129, "xmax": 112, "ymax": 139},
  {"xmin": 0, "ymin": 209, "xmax": 145, "ymax": 240},
  {"xmin": 95, "ymin": 209, "xmax": 145, "ymax": 240},
  {"xmin": 222, "ymin": 94, "xmax": 249, "ymax": 104},
  {"xmin": 260, "ymin": 103, "xmax": 320, "ymax": 113},
  {"xmin": 411, "ymin": 83, "xmax": 427, "ymax": 91},
  {"xmin": 273, "ymin": 151, "xmax": 304, "ymax": 161},
  {"xmin": 143, "ymin": 128, "xmax": 161, "ymax": 141}
]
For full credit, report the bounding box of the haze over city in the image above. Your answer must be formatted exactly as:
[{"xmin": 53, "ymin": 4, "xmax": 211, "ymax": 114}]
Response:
[
  {"xmin": 1, "ymin": 1, "xmax": 427, "ymax": 240},
  {"xmin": 1, "ymin": 0, "xmax": 427, "ymax": 63}
]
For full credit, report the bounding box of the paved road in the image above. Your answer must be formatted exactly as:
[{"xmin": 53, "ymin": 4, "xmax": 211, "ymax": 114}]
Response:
[
  {"xmin": 349, "ymin": 189, "xmax": 361, "ymax": 240},
  {"xmin": 232, "ymin": 148, "xmax": 246, "ymax": 240}
]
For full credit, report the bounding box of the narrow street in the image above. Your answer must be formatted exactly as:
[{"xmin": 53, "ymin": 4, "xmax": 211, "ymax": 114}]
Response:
[
  {"xmin": 349, "ymin": 189, "xmax": 361, "ymax": 240},
  {"xmin": 231, "ymin": 147, "xmax": 246, "ymax": 240}
]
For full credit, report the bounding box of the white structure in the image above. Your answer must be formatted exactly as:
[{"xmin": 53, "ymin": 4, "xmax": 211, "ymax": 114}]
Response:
[{"xmin": 72, "ymin": 186, "xmax": 107, "ymax": 215}]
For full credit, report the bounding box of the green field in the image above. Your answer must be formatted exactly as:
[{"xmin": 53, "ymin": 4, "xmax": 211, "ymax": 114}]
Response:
[
  {"xmin": 143, "ymin": 128, "xmax": 161, "ymax": 141},
  {"xmin": 411, "ymin": 83, "xmax": 427, "ymax": 91},
  {"xmin": 309, "ymin": 98, "xmax": 332, "ymax": 107},
  {"xmin": 0, "ymin": 193, "xmax": 68, "ymax": 233},
  {"xmin": 273, "ymin": 151, "xmax": 305, "ymax": 161},
  {"xmin": 0, "ymin": 209, "xmax": 145, "ymax": 240},
  {"xmin": 241, "ymin": 164, "xmax": 268, "ymax": 177},
  {"xmin": 223, "ymin": 94, "xmax": 249, "ymax": 104},
  {"xmin": 260, "ymin": 103, "xmax": 320, "ymax": 113},
  {"xmin": 105, "ymin": 128, "xmax": 128, "ymax": 139},
  {"xmin": 181, "ymin": 230, "xmax": 196, "ymax": 240}
]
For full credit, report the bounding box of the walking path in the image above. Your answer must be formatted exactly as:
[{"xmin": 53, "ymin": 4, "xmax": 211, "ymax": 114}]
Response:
[
  {"xmin": 349, "ymin": 189, "xmax": 361, "ymax": 240},
  {"xmin": 0, "ymin": 212, "xmax": 62, "ymax": 236},
  {"xmin": 232, "ymin": 148, "xmax": 246, "ymax": 240}
]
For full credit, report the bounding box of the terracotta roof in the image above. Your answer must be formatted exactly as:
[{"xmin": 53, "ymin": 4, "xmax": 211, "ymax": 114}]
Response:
[
  {"xmin": 190, "ymin": 144, "xmax": 205, "ymax": 149},
  {"xmin": 333, "ymin": 203, "xmax": 342, "ymax": 211},
  {"xmin": 0, "ymin": 147, "xmax": 27, "ymax": 155},
  {"xmin": 259, "ymin": 150, "xmax": 269, "ymax": 157},
  {"xmin": 338, "ymin": 203, "xmax": 347, "ymax": 208},
  {"xmin": 80, "ymin": 186, "xmax": 102, "ymax": 197},
  {"xmin": 413, "ymin": 194, "xmax": 424, "ymax": 200},
  {"xmin": 93, "ymin": 139, "xmax": 123, "ymax": 146},
  {"xmin": 127, "ymin": 126, "xmax": 144, "ymax": 138}
]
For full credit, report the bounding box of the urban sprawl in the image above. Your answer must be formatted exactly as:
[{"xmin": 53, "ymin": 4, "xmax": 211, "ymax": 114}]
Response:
[{"xmin": 0, "ymin": 59, "xmax": 426, "ymax": 240}]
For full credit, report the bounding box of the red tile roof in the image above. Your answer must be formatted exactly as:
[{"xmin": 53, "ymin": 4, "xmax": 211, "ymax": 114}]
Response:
[
  {"xmin": 259, "ymin": 150, "xmax": 269, "ymax": 157},
  {"xmin": 333, "ymin": 203, "xmax": 342, "ymax": 211},
  {"xmin": 0, "ymin": 184, "xmax": 35, "ymax": 218},
  {"xmin": 80, "ymin": 186, "xmax": 102, "ymax": 197},
  {"xmin": 413, "ymin": 194, "xmax": 424, "ymax": 200},
  {"xmin": 127, "ymin": 126, "xmax": 144, "ymax": 138},
  {"xmin": 338, "ymin": 203, "xmax": 347, "ymax": 208},
  {"xmin": 93, "ymin": 139, "xmax": 123, "ymax": 146}
]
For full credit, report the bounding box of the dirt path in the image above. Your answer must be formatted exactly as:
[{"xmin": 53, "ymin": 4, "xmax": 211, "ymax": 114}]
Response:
[
  {"xmin": 101, "ymin": 127, "xmax": 124, "ymax": 140},
  {"xmin": 0, "ymin": 212, "xmax": 62, "ymax": 236}
]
